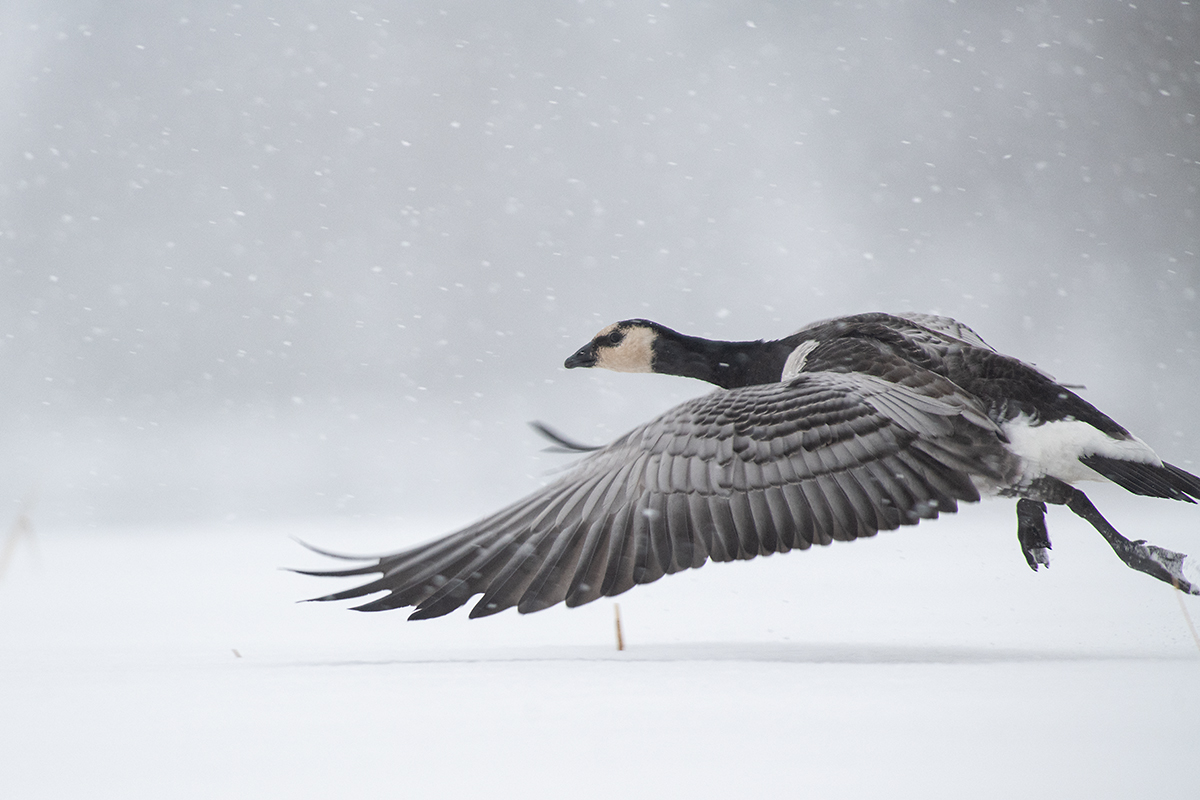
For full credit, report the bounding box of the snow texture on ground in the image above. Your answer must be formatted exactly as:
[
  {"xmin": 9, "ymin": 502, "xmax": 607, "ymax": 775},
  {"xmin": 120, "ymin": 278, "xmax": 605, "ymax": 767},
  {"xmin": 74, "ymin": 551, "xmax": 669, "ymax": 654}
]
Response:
[{"xmin": 2, "ymin": 495, "xmax": 1198, "ymax": 799}]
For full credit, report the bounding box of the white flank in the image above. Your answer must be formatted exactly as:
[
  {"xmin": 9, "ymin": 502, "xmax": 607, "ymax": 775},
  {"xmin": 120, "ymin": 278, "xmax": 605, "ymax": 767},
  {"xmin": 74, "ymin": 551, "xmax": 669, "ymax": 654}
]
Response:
[
  {"xmin": 781, "ymin": 339, "xmax": 819, "ymax": 381},
  {"xmin": 1001, "ymin": 415, "xmax": 1161, "ymax": 485}
]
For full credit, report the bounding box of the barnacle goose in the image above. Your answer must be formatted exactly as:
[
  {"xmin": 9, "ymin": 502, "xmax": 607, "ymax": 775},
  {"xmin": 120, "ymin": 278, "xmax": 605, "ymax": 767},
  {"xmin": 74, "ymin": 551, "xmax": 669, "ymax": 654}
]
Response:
[{"xmin": 300, "ymin": 312, "xmax": 1200, "ymax": 619}]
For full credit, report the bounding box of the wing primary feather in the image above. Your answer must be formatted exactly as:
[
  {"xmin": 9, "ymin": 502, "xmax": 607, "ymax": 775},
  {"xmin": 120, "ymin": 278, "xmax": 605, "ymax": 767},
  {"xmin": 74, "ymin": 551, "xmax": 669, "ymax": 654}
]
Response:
[
  {"xmin": 642, "ymin": 492, "xmax": 673, "ymax": 575},
  {"xmin": 597, "ymin": 502, "xmax": 637, "ymax": 597},
  {"xmin": 905, "ymin": 444, "xmax": 979, "ymax": 505},
  {"xmin": 798, "ymin": 479, "xmax": 836, "ymax": 545},
  {"xmin": 883, "ymin": 452, "xmax": 942, "ymax": 521},
  {"xmin": 762, "ymin": 485, "xmax": 796, "ymax": 552},
  {"xmin": 356, "ymin": 498, "xmax": 564, "ymax": 611},
  {"xmin": 517, "ymin": 520, "xmax": 592, "ymax": 613},
  {"xmin": 357, "ymin": 536, "xmax": 510, "ymax": 613},
  {"xmin": 746, "ymin": 490, "xmax": 781, "ymax": 555},
  {"xmin": 686, "ymin": 491, "xmax": 719, "ymax": 562},
  {"xmin": 779, "ymin": 483, "xmax": 814, "ymax": 549},
  {"xmin": 726, "ymin": 491, "xmax": 763, "ymax": 559},
  {"xmin": 564, "ymin": 518, "xmax": 614, "ymax": 607},
  {"xmin": 632, "ymin": 493, "xmax": 668, "ymax": 584},
  {"xmin": 393, "ymin": 524, "xmax": 547, "ymax": 616},
  {"xmin": 815, "ymin": 473, "xmax": 859, "ymax": 541},
  {"xmin": 665, "ymin": 491, "xmax": 704, "ymax": 570},
  {"xmin": 856, "ymin": 463, "xmax": 905, "ymax": 530},
  {"xmin": 833, "ymin": 471, "xmax": 881, "ymax": 538},
  {"xmin": 706, "ymin": 494, "xmax": 743, "ymax": 561},
  {"xmin": 467, "ymin": 526, "xmax": 567, "ymax": 618}
]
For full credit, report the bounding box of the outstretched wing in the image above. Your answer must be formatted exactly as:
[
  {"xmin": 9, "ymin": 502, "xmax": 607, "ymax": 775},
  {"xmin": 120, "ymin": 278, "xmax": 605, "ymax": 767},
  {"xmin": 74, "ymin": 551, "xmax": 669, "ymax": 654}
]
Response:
[{"xmin": 299, "ymin": 370, "xmax": 1015, "ymax": 620}]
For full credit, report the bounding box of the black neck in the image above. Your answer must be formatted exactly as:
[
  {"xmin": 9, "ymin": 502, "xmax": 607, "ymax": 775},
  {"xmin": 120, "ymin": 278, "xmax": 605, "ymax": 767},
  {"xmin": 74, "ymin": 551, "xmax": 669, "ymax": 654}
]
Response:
[{"xmin": 652, "ymin": 331, "xmax": 788, "ymax": 389}]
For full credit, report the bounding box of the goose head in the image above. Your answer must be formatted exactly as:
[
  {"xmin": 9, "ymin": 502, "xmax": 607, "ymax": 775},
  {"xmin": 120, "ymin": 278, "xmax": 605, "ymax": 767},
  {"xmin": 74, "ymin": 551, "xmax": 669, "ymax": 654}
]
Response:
[{"xmin": 564, "ymin": 319, "xmax": 663, "ymax": 373}]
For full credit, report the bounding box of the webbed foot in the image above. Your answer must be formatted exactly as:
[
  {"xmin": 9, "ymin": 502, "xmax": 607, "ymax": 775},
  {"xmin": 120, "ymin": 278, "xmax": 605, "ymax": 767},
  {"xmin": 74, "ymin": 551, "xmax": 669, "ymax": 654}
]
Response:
[
  {"xmin": 1016, "ymin": 498, "xmax": 1052, "ymax": 571},
  {"xmin": 1063, "ymin": 487, "xmax": 1200, "ymax": 595}
]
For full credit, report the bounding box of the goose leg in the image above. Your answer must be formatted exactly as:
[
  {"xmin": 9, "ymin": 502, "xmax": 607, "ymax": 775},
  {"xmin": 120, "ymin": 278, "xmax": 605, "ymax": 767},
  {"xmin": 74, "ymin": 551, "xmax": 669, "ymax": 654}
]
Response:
[
  {"xmin": 1016, "ymin": 498, "xmax": 1052, "ymax": 571},
  {"xmin": 1062, "ymin": 487, "xmax": 1199, "ymax": 595}
]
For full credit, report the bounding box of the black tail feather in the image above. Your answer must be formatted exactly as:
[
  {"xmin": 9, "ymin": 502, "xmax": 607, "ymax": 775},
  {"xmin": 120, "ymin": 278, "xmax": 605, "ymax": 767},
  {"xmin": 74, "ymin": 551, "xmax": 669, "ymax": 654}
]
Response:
[
  {"xmin": 1164, "ymin": 463, "xmax": 1200, "ymax": 499},
  {"xmin": 1080, "ymin": 455, "xmax": 1200, "ymax": 503}
]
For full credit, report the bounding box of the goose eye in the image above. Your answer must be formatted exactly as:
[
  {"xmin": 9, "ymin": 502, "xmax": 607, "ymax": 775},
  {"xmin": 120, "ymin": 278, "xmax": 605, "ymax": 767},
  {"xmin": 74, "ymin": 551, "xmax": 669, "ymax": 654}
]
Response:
[{"xmin": 602, "ymin": 330, "xmax": 625, "ymax": 346}]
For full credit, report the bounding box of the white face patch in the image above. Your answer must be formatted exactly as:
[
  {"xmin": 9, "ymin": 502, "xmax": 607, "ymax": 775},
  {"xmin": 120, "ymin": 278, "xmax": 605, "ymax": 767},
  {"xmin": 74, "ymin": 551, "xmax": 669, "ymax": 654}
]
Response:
[
  {"xmin": 780, "ymin": 340, "xmax": 819, "ymax": 381},
  {"xmin": 593, "ymin": 323, "xmax": 656, "ymax": 373}
]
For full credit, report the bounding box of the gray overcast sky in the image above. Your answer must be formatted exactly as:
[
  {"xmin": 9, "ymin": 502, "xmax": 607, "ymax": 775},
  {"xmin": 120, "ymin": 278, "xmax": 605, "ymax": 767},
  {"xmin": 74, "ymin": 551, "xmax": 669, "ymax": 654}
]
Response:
[{"xmin": 2, "ymin": 1, "xmax": 1197, "ymax": 526}]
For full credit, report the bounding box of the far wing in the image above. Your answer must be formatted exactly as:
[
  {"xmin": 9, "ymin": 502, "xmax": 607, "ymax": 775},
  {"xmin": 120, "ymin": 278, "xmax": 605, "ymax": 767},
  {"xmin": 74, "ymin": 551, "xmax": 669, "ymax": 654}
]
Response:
[{"xmin": 896, "ymin": 312, "xmax": 996, "ymax": 351}]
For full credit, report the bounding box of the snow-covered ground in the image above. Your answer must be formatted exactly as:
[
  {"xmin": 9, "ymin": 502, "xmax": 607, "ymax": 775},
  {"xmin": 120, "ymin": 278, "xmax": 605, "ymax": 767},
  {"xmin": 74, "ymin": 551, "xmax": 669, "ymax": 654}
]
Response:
[
  {"xmin": 4, "ymin": 3, "xmax": 1198, "ymax": 796},
  {"xmin": 2, "ymin": 491, "xmax": 1198, "ymax": 799}
]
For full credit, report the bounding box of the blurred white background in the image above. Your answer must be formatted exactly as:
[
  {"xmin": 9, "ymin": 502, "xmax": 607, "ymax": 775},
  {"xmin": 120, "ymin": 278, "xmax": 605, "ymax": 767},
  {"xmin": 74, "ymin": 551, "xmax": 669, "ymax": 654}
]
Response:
[{"xmin": 2, "ymin": 0, "xmax": 1197, "ymax": 527}]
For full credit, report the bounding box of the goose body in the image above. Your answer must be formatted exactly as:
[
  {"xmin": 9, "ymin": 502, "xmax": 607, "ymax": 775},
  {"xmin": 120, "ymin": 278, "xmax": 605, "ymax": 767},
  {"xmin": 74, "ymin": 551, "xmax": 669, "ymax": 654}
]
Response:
[{"xmin": 302, "ymin": 312, "xmax": 1200, "ymax": 619}]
